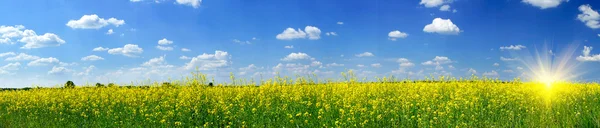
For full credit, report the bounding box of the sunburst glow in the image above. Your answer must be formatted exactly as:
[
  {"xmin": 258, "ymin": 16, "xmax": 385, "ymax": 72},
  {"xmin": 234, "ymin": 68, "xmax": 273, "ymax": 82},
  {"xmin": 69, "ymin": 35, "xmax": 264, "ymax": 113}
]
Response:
[{"xmin": 511, "ymin": 44, "xmax": 582, "ymax": 87}]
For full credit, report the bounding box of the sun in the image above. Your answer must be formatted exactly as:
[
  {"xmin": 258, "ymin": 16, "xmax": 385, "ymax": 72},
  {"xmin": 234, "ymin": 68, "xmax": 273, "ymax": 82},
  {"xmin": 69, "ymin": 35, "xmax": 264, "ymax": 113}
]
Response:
[{"xmin": 509, "ymin": 43, "xmax": 582, "ymax": 87}]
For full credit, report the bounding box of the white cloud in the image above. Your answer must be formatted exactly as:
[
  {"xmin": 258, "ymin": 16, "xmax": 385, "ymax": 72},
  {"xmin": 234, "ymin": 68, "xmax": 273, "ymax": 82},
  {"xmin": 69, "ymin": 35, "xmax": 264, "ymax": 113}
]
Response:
[
  {"xmin": 158, "ymin": 38, "xmax": 173, "ymax": 45},
  {"xmin": 577, "ymin": 46, "xmax": 600, "ymax": 62},
  {"xmin": 76, "ymin": 65, "xmax": 96, "ymax": 76},
  {"xmin": 337, "ymin": 22, "xmax": 344, "ymax": 25},
  {"xmin": 500, "ymin": 57, "xmax": 518, "ymax": 61},
  {"xmin": 388, "ymin": 30, "xmax": 408, "ymax": 41},
  {"xmin": 232, "ymin": 39, "xmax": 251, "ymax": 44},
  {"xmin": 483, "ymin": 70, "xmax": 499, "ymax": 77},
  {"xmin": 106, "ymin": 29, "xmax": 114, "ymax": 35},
  {"xmin": 66, "ymin": 14, "xmax": 125, "ymax": 29},
  {"xmin": 108, "ymin": 44, "xmax": 143, "ymax": 57},
  {"xmin": 355, "ymin": 52, "xmax": 374, "ymax": 57},
  {"xmin": 0, "ymin": 52, "xmax": 16, "ymax": 58},
  {"xmin": 142, "ymin": 56, "xmax": 173, "ymax": 68},
  {"xmin": 326, "ymin": 63, "xmax": 344, "ymax": 67},
  {"xmin": 2, "ymin": 62, "xmax": 20, "ymax": 71},
  {"xmin": 311, "ymin": 61, "xmax": 322, "ymax": 67},
  {"xmin": 421, "ymin": 56, "xmax": 452, "ymax": 65},
  {"xmin": 184, "ymin": 50, "xmax": 230, "ymax": 70},
  {"xmin": 503, "ymin": 70, "xmax": 514, "ymax": 73},
  {"xmin": 467, "ymin": 68, "xmax": 477, "ymax": 75},
  {"xmin": 284, "ymin": 45, "xmax": 294, "ymax": 49},
  {"xmin": 522, "ymin": 0, "xmax": 567, "ymax": 9},
  {"xmin": 397, "ymin": 58, "xmax": 415, "ymax": 67},
  {"xmin": 517, "ymin": 67, "xmax": 524, "ymax": 70},
  {"xmin": 325, "ymin": 32, "xmax": 337, "ymax": 36},
  {"xmin": 5, "ymin": 53, "xmax": 40, "ymax": 61},
  {"xmin": 48, "ymin": 66, "xmax": 71, "ymax": 75},
  {"xmin": 239, "ymin": 64, "xmax": 263, "ymax": 75},
  {"xmin": 81, "ymin": 55, "xmax": 104, "ymax": 61},
  {"xmin": 93, "ymin": 47, "xmax": 109, "ymax": 51},
  {"xmin": 28, "ymin": 57, "xmax": 59, "ymax": 66},
  {"xmin": 130, "ymin": 0, "xmax": 143, "ymax": 2},
  {"xmin": 500, "ymin": 45, "xmax": 526, "ymax": 51},
  {"xmin": 423, "ymin": 18, "xmax": 461, "ymax": 35},
  {"xmin": 578, "ymin": 4, "xmax": 600, "ymax": 29},
  {"xmin": 420, "ymin": 0, "xmax": 451, "ymax": 8},
  {"xmin": 440, "ymin": 5, "xmax": 451, "ymax": 11},
  {"xmin": 179, "ymin": 56, "xmax": 192, "ymax": 60},
  {"xmin": 156, "ymin": 45, "xmax": 173, "ymax": 51},
  {"xmin": 176, "ymin": 0, "xmax": 202, "ymax": 8},
  {"xmin": 276, "ymin": 26, "xmax": 321, "ymax": 40},
  {"xmin": 281, "ymin": 52, "xmax": 311, "ymax": 61},
  {"xmin": 19, "ymin": 32, "xmax": 66, "ymax": 49},
  {"xmin": 181, "ymin": 48, "xmax": 191, "ymax": 52},
  {"xmin": 371, "ymin": 63, "xmax": 382, "ymax": 68},
  {"xmin": 357, "ymin": 64, "xmax": 366, "ymax": 68},
  {"xmin": 493, "ymin": 63, "xmax": 500, "ymax": 67}
]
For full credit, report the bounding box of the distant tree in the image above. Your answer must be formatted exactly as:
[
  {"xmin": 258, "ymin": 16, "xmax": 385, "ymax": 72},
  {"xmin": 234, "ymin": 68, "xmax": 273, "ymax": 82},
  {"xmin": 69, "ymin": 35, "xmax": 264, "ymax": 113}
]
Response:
[
  {"xmin": 96, "ymin": 83, "xmax": 105, "ymax": 88},
  {"xmin": 162, "ymin": 82, "xmax": 173, "ymax": 88},
  {"xmin": 64, "ymin": 81, "xmax": 75, "ymax": 89},
  {"xmin": 208, "ymin": 82, "xmax": 214, "ymax": 87},
  {"xmin": 107, "ymin": 83, "xmax": 115, "ymax": 87}
]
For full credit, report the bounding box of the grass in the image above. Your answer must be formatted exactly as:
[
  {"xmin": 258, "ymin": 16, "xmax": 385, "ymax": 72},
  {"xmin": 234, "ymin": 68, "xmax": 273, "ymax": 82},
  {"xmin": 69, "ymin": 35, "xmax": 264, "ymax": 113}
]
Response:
[{"xmin": 0, "ymin": 72, "xmax": 599, "ymax": 127}]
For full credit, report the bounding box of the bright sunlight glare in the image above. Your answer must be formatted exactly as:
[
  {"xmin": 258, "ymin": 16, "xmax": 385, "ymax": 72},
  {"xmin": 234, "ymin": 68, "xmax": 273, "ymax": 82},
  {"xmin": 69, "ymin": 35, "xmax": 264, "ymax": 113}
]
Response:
[{"xmin": 509, "ymin": 43, "xmax": 583, "ymax": 87}]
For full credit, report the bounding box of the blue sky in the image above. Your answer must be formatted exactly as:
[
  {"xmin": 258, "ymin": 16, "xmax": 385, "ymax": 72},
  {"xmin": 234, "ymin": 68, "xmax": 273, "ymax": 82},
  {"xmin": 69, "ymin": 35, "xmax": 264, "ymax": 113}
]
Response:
[{"xmin": 1, "ymin": 0, "xmax": 600, "ymax": 87}]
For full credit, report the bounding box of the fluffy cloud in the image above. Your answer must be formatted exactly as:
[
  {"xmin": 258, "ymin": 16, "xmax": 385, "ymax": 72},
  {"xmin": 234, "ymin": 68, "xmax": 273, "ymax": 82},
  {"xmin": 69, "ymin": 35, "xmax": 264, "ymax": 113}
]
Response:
[
  {"xmin": 421, "ymin": 56, "xmax": 452, "ymax": 66},
  {"xmin": 311, "ymin": 61, "xmax": 322, "ymax": 67},
  {"xmin": 326, "ymin": 63, "xmax": 344, "ymax": 67},
  {"xmin": 2, "ymin": 62, "xmax": 21, "ymax": 71},
  {"xmin": 500, "ymin": 45, "xmax": 526, "ymax": 51},
  {"xmin": 76, "ymin": 65, "xmax": 96, "ymax": 76},
  {"xmin": 93, "ymin": 47, "xmax": 109, "ymax": 51},
  {"xmin": 239, "ymin": 64, "xmax": 263, "ymax": 75},
  {"xmin": 467, "ymin": 68, "xmax": 477, "ymax": 75},
  {"xmin": 388, "ymin": 30, "xmax": 408, "ymax": 41},
  {"xmin": 156, "ymin": 46, "xmax": 173, "ymax": 51},
  {"xmin": 281, "ymin": 52, "xmax": 311, "ymax": 61},
  {"xmin": 106, "ymin": 29, "xmax": 114, "ymax": 35},
  {"xmin": 325, "ymin": 32, "xmax": 337, "ymax": 36},
  {"xmin": 28, "ymin": 57, "xmax": 60, "ymax": 66},
  {"xmin": 179, "ymin": 56, "xmax": 192, "ymax": 60},
  {"xmin": 522, "ymin": 0, "xmax": 567, "ymax": 9},
  {"xmin": 142, "ymin": 56, "xmax": 174, "ymax": 68},
  {"xmin": 423, "ymin": 18, "xmax": 461, "ymax": 35},
  {"xmin": 5, "ymin": 53, "xmax": 40, "ymax": 61},
  {"xmin": 108, "ymin": 44, "xmax": 143, "ymax": 57},
  {"xmin": 0, "ymin": 25, "xmax": 65, "ymax": 49},
  {"xmin": 355, "ymin": 52, "xmax": 374, "ymax": 57},
  {"xmin": 184, "ymin": 50, "xmax": 230, "ymax": 70},
  {"xmin": 66, "ymin": 14, "xmax": 125, "ymax": 29},
  {"xmin": 156, "ymin": 38, "xmax": 174, "ymax": 51},
  {"xmin": 0, "ymin": 52, "xmax": 16, "ymax": 58},
  {"xmin": 493, "ymin": 63, "xmax": 500, "ymax": 67},
  {"xmin": 48, "ymin": 66, "xmax": 71, "ymax": 75},
  {"xmin": 439, "ymin": 5, "xmax": 451, "ymax": 11},
  {"xmin": 176, "ymin": 0, "xmax": 202, "ymax": 8},
  {"xmin": 284, "ymin": 45, "xmax": 294, "ymax": 49},
  {"xmin": 356, "ymin": 64, "xmax": 366, "ymax": 68},
  {"xmin": 232, "ymin": 39, "xmax": 251, "ymax": 44},
  {"xmin": 337, "ymin": 22, "xmax": 344, "ymax": 25},
  {"xmin": 420, "ymin": 0, "xmax": 451, "ymax": 8},
  {"xmin": 81, "ymin": 55, "xmax": 104, "ymax": 61},
  {"xmin": 181, "ymin": 48, "xmax": 191, "ymax": 52},
  {"xmin": 158, "ymin": 38, "xmax": 173, "ymax": 45},
  {"xmin": 578, "ymin": 5, "xmax": 600, "ymax": 29},
  {"xmin": 576, "ymin": 46, "xmax": 600, "ymax": 62},
  {"xmin": 276, "ymin": 26, "xmax": 321, "ymax": 40}
]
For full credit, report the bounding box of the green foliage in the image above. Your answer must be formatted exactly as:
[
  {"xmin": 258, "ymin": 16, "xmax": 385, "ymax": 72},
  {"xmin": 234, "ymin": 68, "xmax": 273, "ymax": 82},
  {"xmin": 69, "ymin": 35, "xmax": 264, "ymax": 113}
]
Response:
[
  {"xmin": 64, "ymin": 81, "xmax": 75, "ymax": 89},
  {"xmin": 95, "ymin": 83, "xmax": 105, "ymax": 88}
]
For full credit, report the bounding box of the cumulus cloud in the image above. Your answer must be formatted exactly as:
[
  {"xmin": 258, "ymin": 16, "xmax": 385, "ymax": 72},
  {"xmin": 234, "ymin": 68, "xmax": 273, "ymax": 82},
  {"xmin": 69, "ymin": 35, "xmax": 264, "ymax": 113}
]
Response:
[
  {"xmin": 276, "ymin": 26, "xmax": 321, "ymax": 40},
  {"xmin": 184, "ymin": 50, "xmax": 230, "ymax": 70},
  {"xmin": 355, "ymin": 52, "xmax": 374, "ymax": 57},
  {"xmin": 522, "ymin": 0, "xmax": 567, "ymax": 9},
  {"xmin": 142, "ymin": 56, "xmax": 173, "ymax": 68},
  {"xmin": 48, "ymin": 66, "xmax": 71, "ymax": 75},
  {"xmin": 156, "ymin": 38, "xmax": 174, "ymax": 51},
  {"xmin": 179, "ymin": 56, "xmax": 192, "ymax": 60},
  {"xmin": 81, "ymin": 55, "xmax": 104, "ymax": 61},
  {"xmin": 388, "ymin": 30, "xmax": 408, "ymax": 41},
  {"xmin": 439, "ymin": 5, "xmax": 451, "ymax": 11},
  {"xmin": 108, "ymin": 44, "xmax": 143, "ymax": 57},
  {"xmin": 356, "ymin": 64, "xmax": 366, "ymax": 68},
  {"xmin": 5, "ymin": 53, "xmax": 40, "ymax": 61},
  {"xmin": 0, "ymin": 52, "xmax": 16, "ymax": 58},
  {"xmin": 66, "ymin": 14, "xmax": 125, "ymax": 29},
  {"xmin": 337, "ymin": 22, "xmax": 344, "ymax": 25},
  {"xmin": 421, "ymin": 56, "xmax": 452, "ymax": 66},
  {"xmin": 420, "ymin": 0, "xmax": 451, "ymax": 8},
  {"xmin": 181, "ymin": 48, "xmax": 191, "ymax": 52},
  {"xmin": 578, "ymin": 4, "xmax": 600, "ymax": 29},
  {"xmin": 156, "ymin": 46, "xmax": 173, "ymax": 51},
  {"xmin": 2, "ymin": 62, "xmax": 21, "ymax": 71},
  {"xmin": 239, "ymin": 64, "xmax": 263, "ymax": 75},
  {"xmin": 326, "ymin": 63, "xmax": 344, "ymax": 67},
  {"xmin": 0, "ymin": 25, "xmax": 65, "ymax": 49},
  {"xmin": 28, "ymin": 57, "xmax": 60, "ymax": 66},
  {"xmin": 93, "ymin": 47, "xmax": 109, "ymax": 51},
  {"xmin": 158, "ymin": 38, "xmax": 173, "ymax": 45},
  {"xmin": 577, "ymin": 46, "xmax": 600, "ymax": 62},
  {"xmin": 325, "ymin": 32, "xmax": 337, "ymax": 36},
  {"xmin": 467, "ymin": 68, "xmax": 477, "ymax": 75},
  {"xmin": 281, "ymin": 52, "xmax": 311, "ymax": 61},
  {"xmin": 500, "ymin": 45, "xmax": 526, "ymax": 51},
  {"xmin": 176, "ymin": 0, "xmax": 202, "ymax": 8},
  {"xmin": 500, "ymin": 57, "xmax": 518, "ymax": 61},
  {"xmin": 493, "ymin": 63, "xmax": 500, "ymax": 67},
  {"xmin": 106, "ymin": 29, "xmax": 114, "ymax": 35},
  {"xmin": 284, "ymin": 45, "xmax": 294, "ymax": 49},
  {"xmin": 76, "ymin": 65, "xmax": 96, "ymax": 76},
  {"xmin": 371, "ymin": 63, "xmax": 382, "ymax": 68},
  {"xmin": 232, "ymin": 39, "xmax": 251, "ymax": 44},
  {"xmin": 423, "ymin": 18, "xmax": 461, "ymax": 35},
  {"xmin": 483, "ymin": 70, "xmax": 499, "ymax": 77}
]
